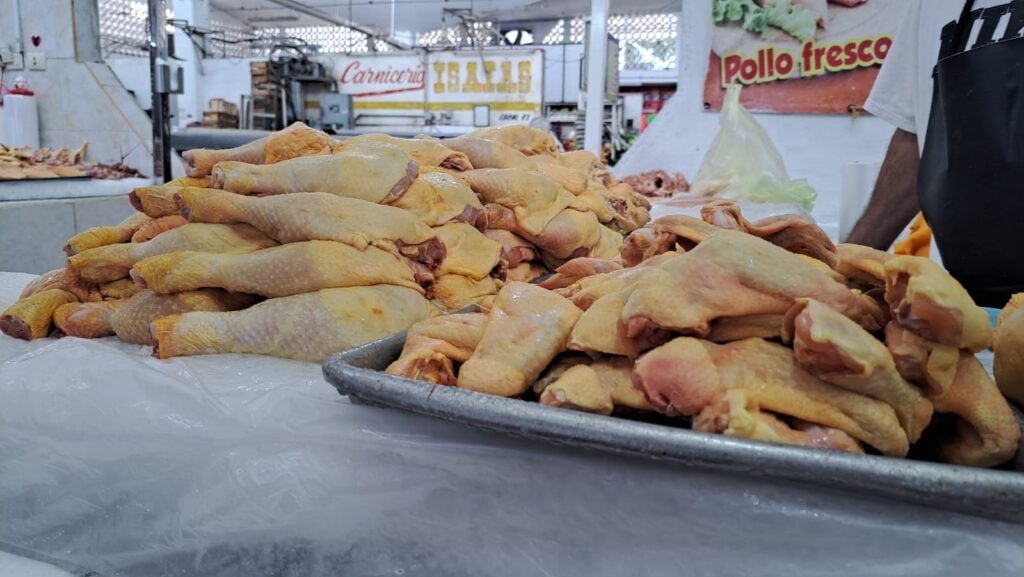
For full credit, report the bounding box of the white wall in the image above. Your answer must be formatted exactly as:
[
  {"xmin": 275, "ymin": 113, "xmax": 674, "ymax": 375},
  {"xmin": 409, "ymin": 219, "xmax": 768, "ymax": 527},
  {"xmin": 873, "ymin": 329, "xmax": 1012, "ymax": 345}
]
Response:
[{"xmin": 615, "ymin": 0, "xmax": 895, "ymax": 237}]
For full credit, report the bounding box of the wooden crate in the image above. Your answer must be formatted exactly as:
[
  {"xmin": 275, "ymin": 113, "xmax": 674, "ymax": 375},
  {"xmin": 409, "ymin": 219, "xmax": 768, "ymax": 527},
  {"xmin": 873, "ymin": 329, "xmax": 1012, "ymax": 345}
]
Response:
[
  {"xmin": 207, "ymin": 98, "xmax": 238, "ymax": 116},
  {"xmin": 202, "ymin": 111, "xmax": 239, "ymax": 129}
]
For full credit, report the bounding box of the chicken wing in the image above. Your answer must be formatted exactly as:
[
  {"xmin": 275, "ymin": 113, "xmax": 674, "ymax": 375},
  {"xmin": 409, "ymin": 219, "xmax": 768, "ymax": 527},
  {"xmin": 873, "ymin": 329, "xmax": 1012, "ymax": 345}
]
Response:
[
  {"xmin": 177, "ymin": 190, "xmax": 441, "ymax": 263},
  {"xmin": 64, "ymin": 212, "xmax": 152, "ymax": 256},
  {"xmin": 923, "ymin": 352, "xmax": 1020, "ymax": 467},
  {"xmin": 132, "ymin": 241, "xmax": 423, "ymax": 297},
  {"xmin": 53, "ymin": 300, "xmax": 124, "ymax": 338},
  {"xmin": 67, "ymin": 223, "xmax": 278, "ymax": 284},
  {"xmin": 388, "ymin": 170, "xmax": 483, "ymax": 227},
  {"xmin": 0, "ymin": 289, "xmax": 76, "ymax": 340},
  {"xmin": 466, "ymin": 125, "xmax": 559, "ymax": 156},
  {"xmin": 994, "ymin": 293, "xmax": 1024, "ymax": 406},
  {"xmin": 386, "ymin": 313, "xmax": 489, "ymax": 384},
  {"xmin": 539, "ymin": 258, "xmax": 623, "ymax": 290},
  {"xmin": 884, "ymin": 256, "xmax": 992, "ymax": 352},
  {"xmin": 634, "ymin": 337, "xmax": 908, "ymax": 456},
  {"xmin": 183, "ymin": 136, "xmax": 267, "ymax": 177},
  {"xmin": 568, "ymin": 285, "xmax": 655, "ymax": 359},
  {"xmin": 458, "ymin": 282, "xmax": 582, "ymax": 397},
  {"xmin": 784, "ymin": 299, "xmax": 933, "ymax": 442},
  {"xmin": 151, "ymin": 285, "xmax": 431, "ymax": 362},
  {"xmin": 700, "ymin": 199, "xmax": 837, "ymax": 266},
  {"xmin": 433, "ymin": 223, "xmax": 502, "ymax": 281},
  {"xmin": 539, "ymin": 357, "xmax": 656, "ymax": 415},
  {"xmin": 621, "ymin": 231, "xmax": 885, "ymax": 339},
  {"xmin": 211, "ymin": 145, "xmax": 417, "ymax": 203}
]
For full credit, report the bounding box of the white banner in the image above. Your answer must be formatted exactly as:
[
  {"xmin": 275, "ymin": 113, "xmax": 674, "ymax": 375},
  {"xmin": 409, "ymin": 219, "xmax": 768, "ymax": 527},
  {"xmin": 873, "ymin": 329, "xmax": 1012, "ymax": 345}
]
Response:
[{"xmin": 326, "ymin": 49, "xmax": 544, "ymax": 126}]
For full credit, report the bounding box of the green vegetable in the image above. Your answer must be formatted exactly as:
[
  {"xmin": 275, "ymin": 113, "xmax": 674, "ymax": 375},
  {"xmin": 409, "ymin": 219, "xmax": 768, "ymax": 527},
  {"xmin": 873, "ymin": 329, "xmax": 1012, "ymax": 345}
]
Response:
[{"xmin": 712, "ymin": 0, "xmax": 818, "ymax": 43}]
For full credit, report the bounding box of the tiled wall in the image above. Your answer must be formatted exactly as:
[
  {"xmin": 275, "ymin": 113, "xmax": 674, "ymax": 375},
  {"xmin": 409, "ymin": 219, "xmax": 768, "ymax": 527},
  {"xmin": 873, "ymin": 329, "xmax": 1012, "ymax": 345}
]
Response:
[{"xmin": 0, "ymin": 195, "xmax": 136, "ymax": 274}]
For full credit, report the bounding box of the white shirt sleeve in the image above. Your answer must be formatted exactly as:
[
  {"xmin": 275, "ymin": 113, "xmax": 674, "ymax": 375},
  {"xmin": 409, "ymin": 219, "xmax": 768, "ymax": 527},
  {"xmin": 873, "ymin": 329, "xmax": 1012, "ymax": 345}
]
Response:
[{"xmin": 864, "ymin": 0, "xmax": 922, "ymax": 134}]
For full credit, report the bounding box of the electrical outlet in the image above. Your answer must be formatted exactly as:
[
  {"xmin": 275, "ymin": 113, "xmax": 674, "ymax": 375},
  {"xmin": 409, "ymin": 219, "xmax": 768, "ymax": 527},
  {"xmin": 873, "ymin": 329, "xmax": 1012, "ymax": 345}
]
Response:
[
  {"xmin": 26, "ymin": 52, "xmax": 46, "ymax": 71},
  {"xmin": 1, "ymin": 51, "xmax": 24, "ymax": 70}
]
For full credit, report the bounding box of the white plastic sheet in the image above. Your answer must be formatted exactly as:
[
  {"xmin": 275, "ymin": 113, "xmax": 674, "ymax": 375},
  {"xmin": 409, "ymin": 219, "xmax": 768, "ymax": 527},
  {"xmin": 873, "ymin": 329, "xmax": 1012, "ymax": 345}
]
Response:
[{"xmin": 1, "ymin": 272, "xmax": 1023, "ymax": 576}]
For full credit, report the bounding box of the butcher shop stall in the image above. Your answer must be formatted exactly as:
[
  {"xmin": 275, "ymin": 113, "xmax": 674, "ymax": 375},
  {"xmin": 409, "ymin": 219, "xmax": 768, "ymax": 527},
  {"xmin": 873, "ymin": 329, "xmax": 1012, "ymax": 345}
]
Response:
[{"xmin": 1, "ymin": 0, "xmax": 1023, "ymax": 575}]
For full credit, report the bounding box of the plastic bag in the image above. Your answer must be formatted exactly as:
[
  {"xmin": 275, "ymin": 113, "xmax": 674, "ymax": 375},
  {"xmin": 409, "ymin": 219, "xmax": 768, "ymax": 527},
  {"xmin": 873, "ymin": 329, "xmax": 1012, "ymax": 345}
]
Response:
[{"xmin": 692, "ymin": 85, "xmax": 817, "ymax": 211}]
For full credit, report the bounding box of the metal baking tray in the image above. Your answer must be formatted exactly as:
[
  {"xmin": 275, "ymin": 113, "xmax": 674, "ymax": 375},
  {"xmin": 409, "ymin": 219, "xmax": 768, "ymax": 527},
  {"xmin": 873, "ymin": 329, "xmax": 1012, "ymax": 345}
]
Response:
[{"xmin": 323, "ymin": 333, "xmax": 1024, "ymax": 523}]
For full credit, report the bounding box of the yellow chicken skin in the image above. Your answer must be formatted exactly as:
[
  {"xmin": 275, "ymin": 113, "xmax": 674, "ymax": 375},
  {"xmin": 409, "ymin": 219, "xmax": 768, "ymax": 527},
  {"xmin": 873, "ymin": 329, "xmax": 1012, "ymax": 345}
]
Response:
[
  {"xmin": 164, "ymin": 176, "xmax": 211, "ymax": 188},
  {"xmin": 64, "ymin": 212, "xmax": 152, "ymax": 256},
  {"xmin": 132, "ymin": 241, "xmax": 423, "ymax": 297},
  {"xmin": 110, "ymin": 289, "xmax": 256, "ymax": 345},
  {"xmin": 463, "ymin": 168, "xmax": 575, "ymax": 237},
  {"xmin": 539, "ymin": 257, "xmax": 623, "ymax": 291},
  {"xmin": 538, "ymin": 357, "xmax": 655, "ymax": 415},
  {"xmin": 211, "ymin": 145, "xmax": 417, "ymax": 203},
  {"xmin": 20, "ymin": 268, "xmax": 99, "ymax": 302},
  {"xmin": 924, "ymin": 352, "xmax": 1020, "ymax": 468},
  {"xmin": 994, "ymin": 293, "xmax": 1024, "ymax": 406},
  {"xmin": 694, "ymin": 390, "xmax": 865, "ymax": 454},
  {"xmin": 457, "ymin": 282, "xmax": 582, "ymax": 397},
  {"xmin": 53, "ymin": 300, "xmax": 124, "ymax": 338},
  {"xmin": 263, "ymin": 121, "xmax": 335, "ymax": 164},
  {"xmin": 784, "ymin": 299, "xmax": 933, "ymax": 443},
  {"xmin": 884, "ymin": 256, "xmax": 992, "ymax": 352},
  {"xmin": 388, "ymin": 170, "xmax": 483, "ymax": 227},
  {"xmin": 634, "ymin": 337, "xmax": 908, "ymax": 457},
  {"xmin": 129, "ymin": 186, "xmax": 215, "ymax": 218},
  {"xmin": 151, "ymin": 285, "xmax": 432, "ymax": 362},
  {"xmin": 176, "ymin": 190, "xmax": 439, "ymax": 260},
  {"xmin": 0, "ymin": 289, "xmax": 77, "ymax": 340},
  {"xmin": 98, "ymin": 278, "xmax": 144, "ymax": 300},
  {"xmin": 466, "ymin": 125, "xmax": 559, "ymax": 156},
  {"xmin": 522, "ymin": 209, "xmax": 604, "ymax": 262},
  {"xmin": 835, "ymin": 243, "xmax": 892, "ymax": 290},
  {"xmin": 67, "ymin": 223, "xmax": 278, "ymax": 284},
  {"xmin": 386, "ymin": 313, "xmax": 489, "ymax": 384},
  {"xmin": 568, "ymin": 286, "xmax": 656, "ymax": 359},
  {"xmin": 432, "ymin": 223, "xmax": 502, "ymax": 281},
  {"xmin": 883, "ymin": 322, "xmax": 960, "ymax": 397},
  {"xmin": 131, "ymin": 215, "xmax": 188, "ymax": 243},
  {"xmin": 342, "ymin": 134, "xmax": 472, "ymax": 171},
  {"xmin": 183, "ymin": 136, "xmax": 268, "ymax": 177},
  {"xmin": 431, "ymin": 274, "xmax": 498, "ymax": 312}
]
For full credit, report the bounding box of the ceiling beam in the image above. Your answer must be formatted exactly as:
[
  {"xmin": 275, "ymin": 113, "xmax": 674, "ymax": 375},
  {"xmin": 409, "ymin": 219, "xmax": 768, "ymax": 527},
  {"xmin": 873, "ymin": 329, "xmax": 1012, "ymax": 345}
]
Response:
[{"xmin": 260, "ymin": 0, "xmax": 410, "ymax": 49}]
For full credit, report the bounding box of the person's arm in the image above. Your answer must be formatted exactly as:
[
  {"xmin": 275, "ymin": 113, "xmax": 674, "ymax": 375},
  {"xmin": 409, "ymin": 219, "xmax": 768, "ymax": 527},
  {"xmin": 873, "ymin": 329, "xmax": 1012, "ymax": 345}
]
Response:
[{"xmin": 845, "ymin": 129, "xmax": 920, "ymax": 248}]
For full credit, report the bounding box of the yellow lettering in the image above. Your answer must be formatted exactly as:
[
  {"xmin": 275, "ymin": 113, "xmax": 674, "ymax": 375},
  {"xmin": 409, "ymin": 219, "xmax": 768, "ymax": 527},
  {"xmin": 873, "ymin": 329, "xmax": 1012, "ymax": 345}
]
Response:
[
  {"xmin": 482, "ymin": 60, "xmax": 496, "ymax": 93},
  {"xmin": 499, "ymin": 61, "xmax": 514, "ymax": 94},
  {"xmin": 447, "ymin": 62, "xmax": 459, "ymax": 93},
  {"xmin": 462, "ymin": 61, "xmax": 482, "ymax": 93},
  {"xmin": 517, "ymin": 61, "xmax": 532, "ymax": 94},
  {"xmin": 432, "ymin": 62, "xmax": 446, "ymax": 93}
]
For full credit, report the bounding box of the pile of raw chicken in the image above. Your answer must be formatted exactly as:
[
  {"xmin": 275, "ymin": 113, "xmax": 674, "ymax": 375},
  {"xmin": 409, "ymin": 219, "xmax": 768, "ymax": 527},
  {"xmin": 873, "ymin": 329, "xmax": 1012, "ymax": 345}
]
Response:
[
  {"xmin": 0, "ymin": 123, "xmax": 650, "ymax": 362},
  {"xmin": 0, "ymin": 142, "xmax": 145, "ymax": 180},
  {"xmin": 389, "ymin": 200, "xmax": 1024, "ymax": 468}
]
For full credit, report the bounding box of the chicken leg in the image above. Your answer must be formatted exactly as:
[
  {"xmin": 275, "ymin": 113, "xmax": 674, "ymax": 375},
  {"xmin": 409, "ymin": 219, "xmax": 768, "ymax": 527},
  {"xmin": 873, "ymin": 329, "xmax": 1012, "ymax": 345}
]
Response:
[{"xmin": 386, "ymin": 313, "xmax": 489, "ymax": 384}]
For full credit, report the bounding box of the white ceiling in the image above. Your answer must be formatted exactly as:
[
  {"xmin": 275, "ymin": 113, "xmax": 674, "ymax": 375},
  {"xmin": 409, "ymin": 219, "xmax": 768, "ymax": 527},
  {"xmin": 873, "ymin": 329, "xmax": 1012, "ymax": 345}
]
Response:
[{"xmin": 209, "ymin": 0, "xmax": 679, "ymax": 36}]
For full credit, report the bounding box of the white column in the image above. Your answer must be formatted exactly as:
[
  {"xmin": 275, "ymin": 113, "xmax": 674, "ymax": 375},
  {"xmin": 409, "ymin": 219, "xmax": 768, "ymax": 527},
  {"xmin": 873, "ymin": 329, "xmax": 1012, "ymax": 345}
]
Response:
[
  {"xmin": 172, "ymin": 0, "xmax": 209, "ymax": 128},
  {"xmin": 583, "ymin": 0, "xmax": 608, "ymax": 154}
]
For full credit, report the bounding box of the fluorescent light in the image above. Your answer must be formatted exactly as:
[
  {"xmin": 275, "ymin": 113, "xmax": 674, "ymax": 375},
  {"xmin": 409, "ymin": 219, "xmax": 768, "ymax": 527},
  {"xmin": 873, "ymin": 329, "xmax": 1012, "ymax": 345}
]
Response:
[{"xmin": 247, "ymin": 15, "xmax": 301, "ymax": 23}]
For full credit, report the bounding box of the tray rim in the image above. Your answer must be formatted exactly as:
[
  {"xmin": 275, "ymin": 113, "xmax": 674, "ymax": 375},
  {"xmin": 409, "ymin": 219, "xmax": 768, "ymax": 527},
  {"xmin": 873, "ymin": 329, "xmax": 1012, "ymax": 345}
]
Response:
[{"xmin": 323, "ymin": 334, "xmax": 1024, "ymax": 525}]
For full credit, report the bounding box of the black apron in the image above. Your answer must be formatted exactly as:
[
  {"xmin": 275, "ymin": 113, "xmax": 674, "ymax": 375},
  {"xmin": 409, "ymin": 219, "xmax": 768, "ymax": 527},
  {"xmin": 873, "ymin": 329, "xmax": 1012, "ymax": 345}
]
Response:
[{"xmin": 918, "ymin": 0, "xmax": 1024, "ymax": 308}]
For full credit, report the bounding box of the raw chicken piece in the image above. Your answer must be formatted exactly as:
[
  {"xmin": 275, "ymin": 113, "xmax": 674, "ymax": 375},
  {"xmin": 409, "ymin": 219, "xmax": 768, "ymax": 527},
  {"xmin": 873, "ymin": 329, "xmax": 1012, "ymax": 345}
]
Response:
[
  {"xmin": 884, "ymin": 256, "xmax": 992, "ymax": 352},
  {"xmin": 523, "ymin": 209, "xmax": 604, "ymax": 261},
  {"xmin": 386, "ymin": 313, "xmax": 489, "ymax": 384},
  {"xmin": 64, "ymin": 212, "xmax": 152, "ymax": 256},
  {"xmin": 649, "ymin": 214, "xmax": 721, "ymax": 250},
  {"xmin": 700, "ymin": 200, "xmax": 837, "ymax": 266},
  {"xmin": 619, "ymin": 228, "xmax": 677, "ymax": 267},
  {"xmin": 568, "ymin": 286, "xmax": 655, "ymax": 359},
  {"xmin": 132, "ymin": 241, "xmax": 423, "ymax": 297},
  {"xmin": 466, "ymin": 125, "xmax": 559, "ymax": 156},
  {"xmin": 165, "ymin": 176, "xmax": 211, "ymax": 188},
  {"xmin": 539, "ymin": 357, "xmax": 656, "ymax": 415},
  {"xmin": 67, "ymin": 223, "xmax": 278, "ymax": 284},
  {"xmin": 433, "ymin": 223, "xmax": 502, "ymax": 281},
  {"xmin": 883, "ymin": 322, "xmax": 959, "ymax": 397},
  {"xmin": 560, "ymin": 265, "xmax": 660, "ymax": 311},
  {"xmin": 539, "ymin": 258, "xmax": 623, "ymax": 290},
  {"xmin": 99, "ymin": 278, "xmax": 143, "ymax": 300},
  {"xmin": 388, "ymin": 170, "xmax": 483, "ymax": 227},
  {"xmin": 601, "ymin": 182, "xmax": 651, "ymax": 233},
  {"xmin": 53, "ymin": 300, "xmax": 124, "ymax": 338},
  {"xmin": 784, "ymin": 299, "xmax": 933, "ymax": 442},
  {"xmin": 131, "ymin": 215, "xmax": 188, "ymax": 243},
  {"xmin": 559, "ymin": 150, "xmax": 610, "ymax": 185},
  {"xmin": 211, "ymin": 146, "xmax": 417, "ymax": 203},
  {"xmin": 20, "ymin": 268, "xmax": 99, "ymax": 302},
  {"xmin": 343, "ymin": 134, "xmax": 472, "ymax": 171},
  {"xmin": 621, "ymin": 231, "xmax": 886, "ymax": 339},
  {"xmin": 176, "ymin": 190, "xmax": 441, "ymax": 264},
  {"xmin": 129, "ymin": 186, "xmax": 212, "ymax": 218},
  {"xmin": 458, "ymin": 282, "xmax": 582, "ymax": 397},
  {"xmin": 994, "ymin": 293, "xmax": 1024, "ymax": 406},
  {"xmin": 505, "ymin": 262, "xmax": 548, "ymax": 283},
  {"xmin": 110, "ymin": 289, "xmax": 257, "ymax": 345},
  {"xmin": 694, "ymin": 390, "xmax": 864, "ymax": 454},
  {"xmin": 835, "ymin": 243, "xmax": 891, "ymax": 290},
  {"xmin": 263, "ymin": 121, "xmax": 335, "ymax": 164},
  {"xmin": 152, "ymin": 285, "xmax": 431, "ymax": 362},
  {"xmin": 183, "ymin": 136, "xmax": 267, "ymax": 177},
  {"xmin": 705, "ymin": 314, "xmax": 785, "ymax": 343},
  {"xmin": 463, "ymin": 168, "xmax": 575, "ymax": 236},
  {"xmin": 526, "ymin": 155, "xmax": 589, "ymax": 195},
  {"xmin": 0, "ymin": 289, "xmax": 76, "ymax": 340},
  {"xmin": 924, "ymin": 352, "xmax": 1020, "ymax": 467},
  {"xmin": 431, "ymin": 274, "xmax": 498, "ymax": 312},
  {"xmin": 444, "ymin": 137, "xmax": 586, "ymax": 194},
  {"xmin": 591, "ymin": 225, "xmax": 625, "ymax": 261},
  {"xmin": 634, "ymin": 337, "xmax": 909, "ymax": 456},
  {"xmin": 484, "ymin": 229, "xmax": 537, "ymax": 270}
]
